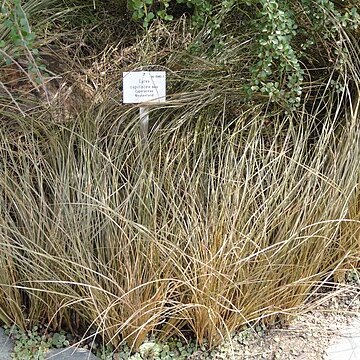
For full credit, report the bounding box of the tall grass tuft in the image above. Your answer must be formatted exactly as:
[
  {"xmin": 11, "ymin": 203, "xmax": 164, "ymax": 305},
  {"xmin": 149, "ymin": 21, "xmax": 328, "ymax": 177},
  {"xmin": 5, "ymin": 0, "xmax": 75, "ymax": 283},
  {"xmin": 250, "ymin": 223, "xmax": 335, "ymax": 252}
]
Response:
[
  {"xmin": 1, "ymin": 71, "xmax": 360, "ymax": 349},
  {"xmin": 0, "ymin": 5, "xmax": 360, "ymax": 352}
]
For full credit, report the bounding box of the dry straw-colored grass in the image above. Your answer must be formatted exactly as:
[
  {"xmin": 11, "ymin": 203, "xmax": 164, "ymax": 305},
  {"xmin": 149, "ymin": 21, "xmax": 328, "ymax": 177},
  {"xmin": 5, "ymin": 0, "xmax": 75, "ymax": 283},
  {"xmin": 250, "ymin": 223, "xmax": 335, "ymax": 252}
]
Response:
[
  {"xmin": 1, "ymin": 87, "xmax": 359, "ymax": 349},
  {"xmin": 0, "ymin": 13, "xmax": 360, "ymax": 353}
]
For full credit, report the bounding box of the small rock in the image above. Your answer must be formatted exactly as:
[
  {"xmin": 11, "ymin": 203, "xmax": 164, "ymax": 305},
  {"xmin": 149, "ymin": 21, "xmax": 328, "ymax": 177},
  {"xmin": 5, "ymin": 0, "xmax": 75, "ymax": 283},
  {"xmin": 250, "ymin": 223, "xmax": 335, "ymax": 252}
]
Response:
[
  {"xmin": 290, "ymin": 349, "xmax": 300, "ymax": 356},
  {"xmin": 273, "ymin": 336, "xmax": 280, "ymax": 343},
  {"xmin": 0, "ymin": 327, "xmax": 14, "ymax": 360},
  {"xmin": 45, "ymin": 347, "xmax": 100, "ymax": 360},
  {"xmin": 187, "ymin": 350, "xmax": 206, "ymax": 359}
]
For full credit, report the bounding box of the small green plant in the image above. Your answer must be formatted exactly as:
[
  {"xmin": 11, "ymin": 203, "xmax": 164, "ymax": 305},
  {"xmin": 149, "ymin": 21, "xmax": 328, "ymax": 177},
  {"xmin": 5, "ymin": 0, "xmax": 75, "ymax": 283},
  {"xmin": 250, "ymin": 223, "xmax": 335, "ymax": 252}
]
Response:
[
  {"xmin": 102, "ymin": 337, "xmax": 201, "ymax": 360},
  {"xmin": 95, "ymin": 343, "xmax": 115, "ymax": 360},
  {"xmin": 346, "ymin": 270, "xmax": 360, "ymax": 286},
  {"xmin": 4, "ymin": 325, "xmax": 70, "ymax": 360}
]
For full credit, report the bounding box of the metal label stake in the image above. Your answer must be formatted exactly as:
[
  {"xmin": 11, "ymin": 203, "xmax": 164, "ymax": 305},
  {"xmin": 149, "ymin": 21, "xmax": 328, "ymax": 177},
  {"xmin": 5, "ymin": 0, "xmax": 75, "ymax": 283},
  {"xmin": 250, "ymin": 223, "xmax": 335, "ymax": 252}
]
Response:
[
  {"xmin": 122, "ymin": 71, "xmax": 166, "ymax": 143},
  {"xmin": 139, "ymin": 106, "xmax": 149, "ymax": 143}
]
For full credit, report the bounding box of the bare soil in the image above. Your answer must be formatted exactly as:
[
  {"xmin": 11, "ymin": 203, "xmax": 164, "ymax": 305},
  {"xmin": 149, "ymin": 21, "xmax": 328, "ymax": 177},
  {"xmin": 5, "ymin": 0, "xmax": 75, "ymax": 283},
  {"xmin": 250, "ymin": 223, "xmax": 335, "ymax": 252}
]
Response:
[{"xmin": 188, "ymin": 285, "xmax": 360, "ymax": 360}]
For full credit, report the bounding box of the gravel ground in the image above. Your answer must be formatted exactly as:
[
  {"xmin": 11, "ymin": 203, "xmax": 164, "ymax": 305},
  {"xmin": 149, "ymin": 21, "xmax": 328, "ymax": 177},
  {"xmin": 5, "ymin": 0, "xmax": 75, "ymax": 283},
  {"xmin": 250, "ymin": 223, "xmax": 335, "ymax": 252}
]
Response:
[{"xmin": 187, "ymin": 286, "xmax": 360, "ymax": 360}]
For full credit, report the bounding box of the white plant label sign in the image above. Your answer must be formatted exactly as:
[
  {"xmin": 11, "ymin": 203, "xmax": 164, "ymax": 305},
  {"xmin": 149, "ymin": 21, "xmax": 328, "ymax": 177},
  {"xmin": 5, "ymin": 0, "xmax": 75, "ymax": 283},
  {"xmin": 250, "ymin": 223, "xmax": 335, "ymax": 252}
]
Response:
[{"xmin": 123, "ymin": 71, "xmax": 166, "ymax": 104}]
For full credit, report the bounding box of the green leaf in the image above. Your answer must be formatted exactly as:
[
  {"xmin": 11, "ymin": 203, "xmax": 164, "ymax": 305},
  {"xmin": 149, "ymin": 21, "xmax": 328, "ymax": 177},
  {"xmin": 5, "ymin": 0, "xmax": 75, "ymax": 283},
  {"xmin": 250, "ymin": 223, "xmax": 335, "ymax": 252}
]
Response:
[
  {"xmin": 4, "ymin": 19, "xmax": 13, "ymax": 28},
  {"xmin": 129, "ymin": 0, "xmax": 143, "ymax": 10},
  {"xmin": 20, "ymin": 17, "xmax": 30, "ymax": 32},
  {"xmin": 146, "ymin": 12, "xmax": 154, "ymax": 20},
  {"xmin": 25, "ymin": 33, "xmax": 36, "ymax": 42}
]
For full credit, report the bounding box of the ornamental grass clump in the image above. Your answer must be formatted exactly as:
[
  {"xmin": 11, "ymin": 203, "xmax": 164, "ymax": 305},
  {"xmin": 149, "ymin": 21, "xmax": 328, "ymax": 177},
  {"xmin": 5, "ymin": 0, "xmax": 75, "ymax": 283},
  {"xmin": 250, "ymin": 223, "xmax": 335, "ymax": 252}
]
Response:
[
  {"xmin": 0, "ymin": 0, "xmax": 360, "ymax": 354},
  {"xmin": 0, "ymin": 70, "xmax": 359, "ymax": 349}
]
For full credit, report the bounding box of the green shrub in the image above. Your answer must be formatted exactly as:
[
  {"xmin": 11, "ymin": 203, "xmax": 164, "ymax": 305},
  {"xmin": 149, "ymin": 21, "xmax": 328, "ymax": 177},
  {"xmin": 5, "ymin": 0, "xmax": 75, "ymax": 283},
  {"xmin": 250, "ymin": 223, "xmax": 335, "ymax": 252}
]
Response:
[
  {"xmin": 248, "ymin": 0, "xmax": 360, "ymax": 107},
  {"xmin": 0, "ymin": 0, "xmax": 38, "ymax": 65},
  {"xmin": 125, "ymin": 0, "xmax": 360, "ymax": 107}
]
